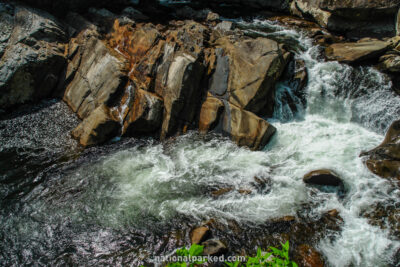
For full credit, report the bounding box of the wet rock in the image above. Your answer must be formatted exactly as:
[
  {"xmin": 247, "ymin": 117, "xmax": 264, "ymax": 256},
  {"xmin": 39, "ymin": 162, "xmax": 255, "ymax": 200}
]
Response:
[
  {"xmin": 211, "ymin": 188, "xmax": 233, "ymax": 197},
  {"xmin": 71, "ymin": 104, "xmax": 121, "ymax": 147},
  {"xmin": 303, "ymin": 169, "xmax": 343, "ymax": 186},
  {"xmin": 325, "ymin": 39, "xmax": 393, "ymax": 64},
  {"xmin": 63, "ymin": 31, "xmax": 128, "ymax": 119},
  {"xmin": 238, "ymin": 189, "xmax": 252, "ymax": 195},
  {"xmin": 122, "ymin": 7, "xmax": 149, "ymax": 20},
  {"xmin": 0, "ymin": 4, "xmax": 67, "ymax": 109},
  {"xmin": 123, "ymin": 88, "xmax": 164, "ymax": 136},
  {"xmin": 362, "ymin": 202, "xmax": 400, "ymax": 239},
  {"xmin": 294, "ymin": 244, "xmax": 325, "ymax": 267},
  {"xmin": 210, "ymin": 36, "xmax": 290, "ymax": 115},
  {"xmin": 190, "ymin": 226, "xmax": 211, "ymax": 244},
  {"xmin": 202, "ymin": 239, "xmax": 228, "ymax": 256},
  {"xmin": 362, "ymin": 120, "xmax": 400, "ymax": 180}
]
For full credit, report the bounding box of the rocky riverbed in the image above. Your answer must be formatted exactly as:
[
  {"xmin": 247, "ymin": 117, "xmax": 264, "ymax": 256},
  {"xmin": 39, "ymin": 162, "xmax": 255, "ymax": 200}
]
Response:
[{"xmin": 1, "ymin": 0, "xmax": 400, "ymax": 266}]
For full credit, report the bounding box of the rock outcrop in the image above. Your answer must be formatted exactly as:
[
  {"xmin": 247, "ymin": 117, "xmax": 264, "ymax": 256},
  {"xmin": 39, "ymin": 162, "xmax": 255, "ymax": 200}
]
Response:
[
  {"xmin": 291, "ymin": 0, "xmax": 400, "ymax": 38},
  {"xmin": 0, "ymin": 3, "xmax": 67, "ymax": 109},
  {"xmin": 361, "ymin": 120, "xmax": 400, "ymax": 180},
  {"xmin": 63, "ymin": 30, "xmax": 128, "ymax": 119},
  {"xmin": 325, "ymin": 38, "xmax": 396, "ymax": 64}
]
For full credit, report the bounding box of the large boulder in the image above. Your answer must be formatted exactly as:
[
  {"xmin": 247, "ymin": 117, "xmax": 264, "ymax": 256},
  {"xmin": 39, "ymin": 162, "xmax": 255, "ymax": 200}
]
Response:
[
  {"xmin": 0, "ymin": 4, "xmax": 67, "ymax": 110},
  {"xmin": 361, "ymin": 120, "xmax": 400, "ymax": 180},
  {"xmin": 209, "ymin": 37, "xmax": 290, "ymax": 116},
  {"xmin": 71, "ymin": 104, "xmax": 121, "ymax": 147},
  {"xmin": 199, "ymin": 96, "xmax": 276, "ymax": 150},
  {"xmin": 292, "ymin": 0, "xmax": 400, "ymax": 38},
  {"xmin": 63, "ymin": 30, "xmax": 128, "ymax": 119},
  {"xmin": 325, "ymin": 38, "xmax": 395, "ymax": 64}
]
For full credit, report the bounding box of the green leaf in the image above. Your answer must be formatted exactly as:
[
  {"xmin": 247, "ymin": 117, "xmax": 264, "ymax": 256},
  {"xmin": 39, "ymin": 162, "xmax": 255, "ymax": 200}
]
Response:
[{"xmin": 188, "ymin": 244, "xmax": 204, "ymax": 256}]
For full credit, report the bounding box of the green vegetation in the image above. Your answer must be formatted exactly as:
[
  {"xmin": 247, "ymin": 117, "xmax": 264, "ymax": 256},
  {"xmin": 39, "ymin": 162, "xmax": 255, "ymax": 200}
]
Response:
[
  {"xmin": 225, "ymin": 241, "xmax": 298, "ymax": 267},
  {"xmin": 162, "ymin": 241, "xmax": 297, "ymax": 267},
  {"xmin": 166, "ymin": 244, "xmax": 207, "ymax": 267}
]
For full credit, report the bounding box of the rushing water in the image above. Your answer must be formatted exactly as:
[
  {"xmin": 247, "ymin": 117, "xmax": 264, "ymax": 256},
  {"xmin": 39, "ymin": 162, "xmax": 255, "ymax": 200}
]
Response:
[{"xmin": 1, "ymin": 19, "xmax": 400, "ymax": 266}]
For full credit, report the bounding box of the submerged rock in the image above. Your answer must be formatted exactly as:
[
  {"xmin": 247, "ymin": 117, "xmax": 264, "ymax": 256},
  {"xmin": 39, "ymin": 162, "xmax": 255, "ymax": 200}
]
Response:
[
  {"xmin": 303, "ymin": 169, "xmax": 343, "ymax": 186},
  {"xmin": 294, "ymin": 244, "xmax": 325, "ymax": 267}
]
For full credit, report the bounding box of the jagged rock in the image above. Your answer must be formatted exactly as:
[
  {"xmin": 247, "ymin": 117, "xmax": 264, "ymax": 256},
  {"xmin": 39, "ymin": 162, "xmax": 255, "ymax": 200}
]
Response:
[
  {"xmin": 223, "ymin": 102, "xmax": 276, "ymax": 150},
  {"xmin": 210, "ymin": 37, "xmax": 290, "ymax": 115},
  {"xmin": 199, "ymin": 96, "xmax": 276, "ymax": 150},
  {"xmin": 325, "ymin": 39, "xmax": 394, "ymax": 64},
  {"xmin": 294, "ymin": 244, "xmax": 325, "ymax": 267},
  {"xmin": 71, "ymin": 104, "xmax": 121, "ymax": 147},
  {"xmin": 202, "ymin": 239, "xmax": 227, "ymax": 256},
  {"xmin": 63, "ymin": 31, "xmax": 128, "ymax": 119},
  {"xmin": 303, "ymin": 169, "xmax": 343, "ymax": 186},
  {"xmin": 292, "ymin": 0, "xmax": 400, "ymax": 38},
  {"xmin": 123, "ymin": 88, "xmax": 163, "ymax": 136},
  {"xmin": 190, "ymin": 226, "xmax": 211, "ymax": 244},
  {"xmin": 0, "ymin": 4, "xmax": 67, "ymax": 109},
  {"xmin": 362, "ymin": 120, "xmax": 400, "ymax": 180}
]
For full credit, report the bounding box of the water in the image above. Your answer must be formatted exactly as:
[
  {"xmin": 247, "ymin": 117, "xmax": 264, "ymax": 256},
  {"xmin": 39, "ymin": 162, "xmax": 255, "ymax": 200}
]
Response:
[{"xmin": 1, "ymin": 19, "xmax": 400, "ymax": 266}]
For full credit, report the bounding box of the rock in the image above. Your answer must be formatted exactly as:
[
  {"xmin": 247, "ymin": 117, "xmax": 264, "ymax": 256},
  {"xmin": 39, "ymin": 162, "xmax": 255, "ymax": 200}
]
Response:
[
  {"xmin": 71, "ymin": 104, "xmax": 121, "ymax": 147},
  {"xmin": 211, "ymin": 188, "xmax": 233, "ymax": 197},
  {"xmin": 199, "ymin": 96, "xmax": 277, "ymax": 150},
  {"xmin": 63, "ymin": 32, "xmax": 128, "ymax": 119},
  {"xmin": 214, "ymin": 21, "xmax": 233, "ymax": 32},
  {"xmin": 123, "ymin": 88, "xmax": 163, "ymax": 136},
  {"xmin": 156, "ymin": 52, "xmax": 205, "ymax": 139},
  {"xmin": 0, "ymin": 4, "xmax": 67, "ymax": 109},
  {"xmin": 292, "ymin": 0, "xmax": 400, "ymax": 38},
  {"xmin": 198, "ymin": 95, "xmax": 224, "ymax": 134},
  {"xmin": 202, "ymin": 239, "xmax": 228, "ymax": 256},
  {"xmin": 303, "ymin": 169, "xmax": 343, "ymax": 186},
  {"xmin": 325, "ymin": 39, "xmax": 393, "ymax": 64},
  {"xmin": 206, "ymin": 12, "xmax": 220, "ymax": 22},
  {"xmin": 190, "ymin": 226, "xmax": 211, "ymax": 244},
  {"xmin": 362, "ymin": 120, "xmax": 400, "ymax": 180},
  {"xmin": 378, "ymin": 53, "xmax": 400, "ymax": 73},
  {"xmin": 122, "ymin": 7, "xmax": 149, "ymax": 20},
  {"xmin": 294, "ymin": 244, "xmax": 325, "ymax": 267},
  {"xmin": 221, "ymin": 102, "xmax": 277, "ymax": 150},
  {"xmin": 210, "ymin": 37, "xmax": 290, "ymax": 115}
]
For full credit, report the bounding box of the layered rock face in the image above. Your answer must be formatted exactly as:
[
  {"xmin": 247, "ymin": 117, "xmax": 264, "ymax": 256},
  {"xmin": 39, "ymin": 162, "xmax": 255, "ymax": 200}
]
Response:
[
  {"xmin": 55, "ymin": 9, "xmax": 290, "ymax": 149},
  {"xmin": 0, "ymin": 2, "xmax": 67, "ymax": 109}
]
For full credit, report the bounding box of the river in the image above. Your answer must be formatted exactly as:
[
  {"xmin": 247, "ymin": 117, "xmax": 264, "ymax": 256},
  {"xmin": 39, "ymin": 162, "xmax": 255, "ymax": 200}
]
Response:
[{"xmin": 0, "ymin": 19, "xmax": 400, "ymax": 266}]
